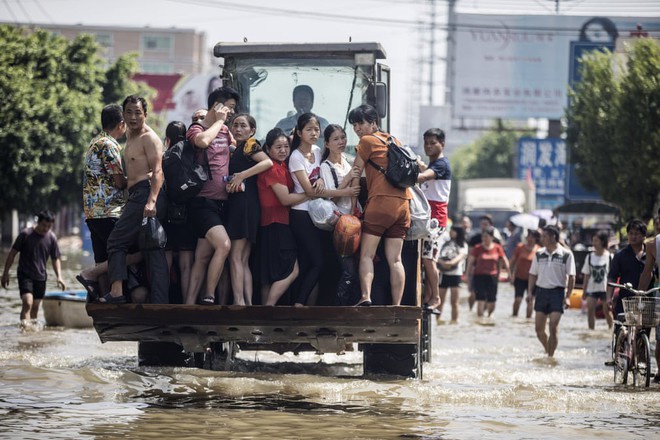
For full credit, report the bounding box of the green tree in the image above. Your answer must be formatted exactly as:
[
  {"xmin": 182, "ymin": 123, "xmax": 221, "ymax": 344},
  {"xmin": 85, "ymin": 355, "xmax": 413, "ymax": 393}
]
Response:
[
  {"xmin": 0, "ymin": 25, "xmax": 105, "ymax": 215},
  {"xmin": 0, "ymin": 25, "xmax": 147, "ymax": 217},
  {"xmin": 566, "ymin": 39, "xmax": 660, "ymax": 219},
  {"xmin": 450, "ymin": 122, "xmax": 531, "ymax": 180}
]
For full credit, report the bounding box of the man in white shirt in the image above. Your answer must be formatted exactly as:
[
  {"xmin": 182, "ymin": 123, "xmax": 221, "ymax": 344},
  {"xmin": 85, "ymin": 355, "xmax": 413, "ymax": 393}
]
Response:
[{"xmin": 528, "ymin": 225, "xmax": 576, "ymax": 357}]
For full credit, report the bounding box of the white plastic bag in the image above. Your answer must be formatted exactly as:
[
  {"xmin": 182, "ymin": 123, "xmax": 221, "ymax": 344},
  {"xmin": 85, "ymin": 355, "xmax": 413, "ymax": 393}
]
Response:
[
  {"xmin": 308, "ymin": 198, "xmax": 341, "ymax": 231},
  {"xmin": 405, "ymin": 185, "xmax": 432, "ymax": 241}
]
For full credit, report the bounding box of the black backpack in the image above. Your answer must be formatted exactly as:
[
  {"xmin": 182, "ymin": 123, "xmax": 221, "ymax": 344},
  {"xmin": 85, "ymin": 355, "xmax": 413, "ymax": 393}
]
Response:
[
  {"xmin": 367, "ymin": 135, "xmax": 419, "ymax": 189},
  {"xmin": 162, "ymin": 138, "xmax": 210, "ymax": 204}
]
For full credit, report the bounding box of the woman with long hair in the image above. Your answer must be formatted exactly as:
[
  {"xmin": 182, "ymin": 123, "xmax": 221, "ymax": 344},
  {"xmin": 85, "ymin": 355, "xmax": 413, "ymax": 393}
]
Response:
[
  {"xmin": 226, "ymin": 113, "xmax": 273, "ymax": 305},
  {"xmin": 437, "ymin": 225, "xmax": 468, "ymax": 323}
]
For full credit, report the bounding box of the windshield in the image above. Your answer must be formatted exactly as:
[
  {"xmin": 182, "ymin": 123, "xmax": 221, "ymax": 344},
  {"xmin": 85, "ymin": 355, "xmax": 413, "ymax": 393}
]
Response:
[{"xmin": 230, "ymin": 58, "xmax": 372, "ymax": 155}]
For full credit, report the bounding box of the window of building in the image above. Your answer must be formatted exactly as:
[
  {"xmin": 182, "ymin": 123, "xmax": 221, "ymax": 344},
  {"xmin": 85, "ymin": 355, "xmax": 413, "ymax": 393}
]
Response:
[{"xmin": 142, "ymin": 34, "xmax": 173, "ymax": 53}]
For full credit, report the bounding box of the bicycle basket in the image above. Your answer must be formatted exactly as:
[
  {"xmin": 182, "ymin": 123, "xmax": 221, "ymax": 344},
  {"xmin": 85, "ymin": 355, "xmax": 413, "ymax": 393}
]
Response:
[{"xmin": 622, "ymin": 296, "xmax": 660, "ymax": 326}]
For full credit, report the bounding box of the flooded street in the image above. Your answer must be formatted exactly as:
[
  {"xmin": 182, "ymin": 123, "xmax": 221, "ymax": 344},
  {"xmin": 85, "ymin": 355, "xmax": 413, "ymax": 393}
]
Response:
[{"xmin": 0, "ymin": 250, "xmax": 658, "ymax": 439}]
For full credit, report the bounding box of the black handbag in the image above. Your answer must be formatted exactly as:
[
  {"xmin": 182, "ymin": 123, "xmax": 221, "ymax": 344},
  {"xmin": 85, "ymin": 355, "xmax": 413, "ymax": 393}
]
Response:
[{"xmin": 167, "ymin": 202, "xmax": 187, "ymax": 224}]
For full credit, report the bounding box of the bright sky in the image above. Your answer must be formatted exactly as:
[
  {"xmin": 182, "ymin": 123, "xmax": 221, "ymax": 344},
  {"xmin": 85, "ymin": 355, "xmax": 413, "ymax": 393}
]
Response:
[{"xmin": 2, "ymin": 0, "xmax": 659, "ymax": 145}]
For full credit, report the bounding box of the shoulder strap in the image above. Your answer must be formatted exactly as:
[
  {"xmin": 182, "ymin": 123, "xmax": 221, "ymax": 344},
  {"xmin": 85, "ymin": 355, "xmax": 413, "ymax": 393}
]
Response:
[
  {"xmin": 366, "ymin": 134, "xmax": 389, "ymax": 175},
  {"xmin": 322, "ymin": 160, "xmax": 339, "ymax": 188}
]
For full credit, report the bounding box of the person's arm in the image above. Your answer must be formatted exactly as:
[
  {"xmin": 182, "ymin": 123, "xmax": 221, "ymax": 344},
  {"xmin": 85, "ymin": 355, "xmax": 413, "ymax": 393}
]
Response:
[
  {"xmin": 581, "ymin": 254, "xmax": 591, "ymax": 299},
  {"xmin": 192, "ymin": 104, "xmax": 230, "ymax": 148},
  {"xmin": 509, "ymin": 250, "xmax": 518, "ymax": 284},
  {"xmin": 565, "ymin": 275, "xmax": 576, "ymax": 308},
  {"xmin": 227, "ymin": 151, "xmax": 273, "ymax": 193},
  {"xmin": 104, "ymin": 142, "xmax": 127, "ymax": 189},
  {"xmin": 417, "ymin": 168, "xmax": 436, "ymax": 184},
  {"xmin": 639, "ymin": 240, "xmax": 656, "ymax": 290},
  {"xmin": 500, "ymin": 251, "xmax": 511, "ymax": 278},
  {"xmin": 52, "ymin": 258, "xmax": 66, "ymax": 290},
  {"xmin": 271, "ymin": 182, "xmax": 308, "ymax": 206},
  {"xmin": 466, "ymin": 253, "xmax": 476, "ymax": 292},
  {"xmin": 582, "ymin": 273, "xmax": 591, "ymax": 299},
  {"xmin": 143, "ymin": 133, "xmax": 164, "ymax": 217},
  {"xmin": 1, "ymin": 249, "xmax": 18, "ymax": 289},
  {"xmin": 528, "ymin": 273, "xmax": 537, "ymax": 302}
]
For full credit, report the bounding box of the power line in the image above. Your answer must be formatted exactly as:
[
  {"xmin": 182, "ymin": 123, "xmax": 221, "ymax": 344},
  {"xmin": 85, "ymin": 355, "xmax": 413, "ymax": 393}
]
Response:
[
  {"xmin": 2, "ymin": 0, "xmax": 17, "ymax": 21},
  {"xmin": 33, "ymin": 0, "xmax": 54, "ymax": 24}
]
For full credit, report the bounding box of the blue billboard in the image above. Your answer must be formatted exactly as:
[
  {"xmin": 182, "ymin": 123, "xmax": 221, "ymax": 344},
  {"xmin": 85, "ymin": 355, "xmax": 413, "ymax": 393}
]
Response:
[{"xmin": 517, "ymin": 137, "xmax": 566, "ymax": 196}]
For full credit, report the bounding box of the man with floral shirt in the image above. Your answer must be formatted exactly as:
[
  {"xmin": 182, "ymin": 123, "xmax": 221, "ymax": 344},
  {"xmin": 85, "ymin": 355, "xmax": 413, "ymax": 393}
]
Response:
[{"xmin": 79, "ymin": 104, "xmax": 127, "ymax": 298}]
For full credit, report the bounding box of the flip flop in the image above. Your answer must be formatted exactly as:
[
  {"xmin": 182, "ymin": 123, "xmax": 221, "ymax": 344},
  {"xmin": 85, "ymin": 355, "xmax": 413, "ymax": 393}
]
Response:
[
  {"xmin": 355, "ymin": 299, "xmax": 372, "ymax": 307},
  {"xmin": 97, "ymin": 292, "xmax": 127, "ymax": 304},
  {"xmin": 76, "ymin": 275, "xmax": 100, "ymax": 301},
  {"xmin": 201, "ymin": 296, "xmax": 215, "ymax": 305}
]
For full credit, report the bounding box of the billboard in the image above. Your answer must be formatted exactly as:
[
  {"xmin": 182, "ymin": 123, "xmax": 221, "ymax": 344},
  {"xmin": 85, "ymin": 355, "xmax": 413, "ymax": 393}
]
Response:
[{"xmin": 453, "ymin": 14, "xmax": 660, "ymax": 119}]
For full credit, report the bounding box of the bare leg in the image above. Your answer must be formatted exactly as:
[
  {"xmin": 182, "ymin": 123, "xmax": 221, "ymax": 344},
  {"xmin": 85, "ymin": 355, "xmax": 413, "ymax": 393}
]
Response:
[
  {"xmin": 535, "ymin": 311, "xmax": 549, "ymax": 354},
  {"xmin": 486, "ymin": 301, "xmax": 496, "ymax": 317},
  {"xmin": 20, "ymin": 293, "xmax": 33, "ymax": 321},
  {"xmin": 266, "ymin": 261, "xmax": 300, "ymax": 306},
  {"xmin": 186, "ymin": 239, "xmax": 213, "ymax": 304},
  {"xmin": 526, "ymin": 295, "xmax": 535, "ymax": 319},
  {"xmin": 476, "ymin": 300, "xmax": 486, "ymax": 318},
  {"xmin": 450, "ymin": 287, "xmax": 459, "ymax": 322},
  {"xmin": 586, "ymin": 296, "xmax": 596, "ymax": 330},
  {"xmin": 513, "ymin": 296, "xmax": 523, "ymax": 317},
  {"xmin": 546, "ymin": 311, "xmax": 562, "ymax": 357},
  {"xmin": 357, "ymin": 233, "xmax": 381, "ymax": 304},
  {"xmin": 384, "ymin": 237, "xmax": 405, "ymax": 306},
  {"xmin": 203, "ymin": 226, "xmax": 231, "ymax": 302},
  {"xmin": 229, "ymin": 239, "xmax": 252, "ymax": 306},
  {"xmin": 423, "ymin": 258, "xmax": 440, "ymax": 308},
  {"xmin": 438, "ymin": 286, "xmax": 448, "ymax": 316}
]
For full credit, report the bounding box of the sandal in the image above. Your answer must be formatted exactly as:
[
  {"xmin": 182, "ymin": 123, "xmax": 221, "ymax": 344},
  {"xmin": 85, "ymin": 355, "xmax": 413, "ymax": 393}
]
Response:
[
  {"xmin": 76, "ymin": 275, "xmax": 100, "ymax": 301},
  {"xmin": 355, "ymin": 299, "xmax": 372, "ymax": 307},
  {"xmin": 97, "ymin": 292, "xmax": 127, "ymax": 304},
  {"xmin": 201, "ymin": 296, "xmax": 215, "ymax": 305}
]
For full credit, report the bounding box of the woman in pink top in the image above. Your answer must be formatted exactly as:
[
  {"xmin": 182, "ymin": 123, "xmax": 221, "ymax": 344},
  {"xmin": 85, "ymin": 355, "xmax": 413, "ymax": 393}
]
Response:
[{"xmin": 466, "ymin": 226, "xmax": 510, "ymax": 318}]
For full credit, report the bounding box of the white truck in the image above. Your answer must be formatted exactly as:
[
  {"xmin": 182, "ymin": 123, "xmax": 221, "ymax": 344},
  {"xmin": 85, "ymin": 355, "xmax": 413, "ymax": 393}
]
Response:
[{"xmin": 458, "ymin": 178, "xmax": 536, "ymax": 230}]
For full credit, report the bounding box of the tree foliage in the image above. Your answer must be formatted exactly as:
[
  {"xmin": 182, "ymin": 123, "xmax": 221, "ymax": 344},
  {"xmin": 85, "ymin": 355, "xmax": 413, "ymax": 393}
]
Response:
[
  {"xmin": 450, "ymin": 122, "xmax": 532, "ymax": 180},
  {"xmin": 0, "ymin": 25, "xmax": 143, "ymax": 216},
  {"xmin": 566, "ymin": 39, "xmax": 660, "ymax": 219}
]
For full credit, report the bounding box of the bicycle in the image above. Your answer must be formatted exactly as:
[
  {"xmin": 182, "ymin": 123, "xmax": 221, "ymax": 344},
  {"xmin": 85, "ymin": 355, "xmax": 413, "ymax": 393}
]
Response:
[{"xmin": 608, "ymin": 282, "xmax": 660, "ymax": 387}]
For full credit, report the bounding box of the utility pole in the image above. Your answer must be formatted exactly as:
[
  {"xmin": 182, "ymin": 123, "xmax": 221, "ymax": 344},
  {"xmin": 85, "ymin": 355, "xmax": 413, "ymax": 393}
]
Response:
[
  {"xmin": 444, "ymin": 0, "xmax": 456, "ymax": 109},
  {"xmin": 428, "ymin": 0, "xmax": 436, "ymax": 105}
]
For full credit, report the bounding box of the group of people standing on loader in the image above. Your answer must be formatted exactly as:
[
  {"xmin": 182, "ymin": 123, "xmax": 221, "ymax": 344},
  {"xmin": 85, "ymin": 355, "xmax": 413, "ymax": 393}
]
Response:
[{"xmin": 74, "ymin": 85, "xmax": 452, "ymax": 310}]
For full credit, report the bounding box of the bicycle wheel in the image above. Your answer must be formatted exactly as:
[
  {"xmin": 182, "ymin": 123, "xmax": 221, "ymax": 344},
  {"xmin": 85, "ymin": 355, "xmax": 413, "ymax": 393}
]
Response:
[
  {"xmin": 633, "ymin": 332, "xmax": 652, "ymax": 387},
  {"xmin": 613, "ymin": 330, "xmax": 629, "ymax": 385}
]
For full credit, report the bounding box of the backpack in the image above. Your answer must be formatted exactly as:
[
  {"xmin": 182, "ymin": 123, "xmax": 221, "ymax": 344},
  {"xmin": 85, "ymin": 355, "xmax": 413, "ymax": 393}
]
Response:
[
  {"xmin": 162, "ymin": 138, "xmax": 210, "ymax": 204},
  {"xmin": 367, "ymin": 135, "xmax": 419, "ymax": 189}
]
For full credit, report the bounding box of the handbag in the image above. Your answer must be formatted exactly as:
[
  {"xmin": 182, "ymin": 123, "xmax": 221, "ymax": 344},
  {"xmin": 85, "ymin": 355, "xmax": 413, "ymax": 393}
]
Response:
[
  {"xmin": 167, "ymin": 202, "xmax": 187, "ymax": 225},
  {"xmin": 405, "ymin": 184, "xmax": 432, "ymax": 241},
  {"xmin": 308, "ymin": 198, "xmax": 341, "ymax": 231},
  {"xmin": 138, "ymin": 216, "xmax": 167, "ymax": 251}
]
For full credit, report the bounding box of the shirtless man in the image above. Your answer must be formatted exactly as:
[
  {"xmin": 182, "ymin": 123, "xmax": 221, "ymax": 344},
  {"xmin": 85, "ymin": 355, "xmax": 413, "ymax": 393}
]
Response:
[{"xmin": 99, "ymin": 95, "xmax": 169, "ymax": 303}]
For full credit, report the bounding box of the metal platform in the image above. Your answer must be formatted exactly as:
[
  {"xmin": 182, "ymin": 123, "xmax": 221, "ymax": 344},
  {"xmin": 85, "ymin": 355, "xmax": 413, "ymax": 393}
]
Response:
[{"xmin": 86, "ymin": 304, "xmax": 422, "ymax": 354}]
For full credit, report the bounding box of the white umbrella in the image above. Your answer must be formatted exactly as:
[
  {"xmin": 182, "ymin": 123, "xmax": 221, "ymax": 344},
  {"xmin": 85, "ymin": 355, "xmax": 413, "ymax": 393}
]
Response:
[{"xmin": 510, "ymin": 213, "xmax": 540, "ymax": 231}]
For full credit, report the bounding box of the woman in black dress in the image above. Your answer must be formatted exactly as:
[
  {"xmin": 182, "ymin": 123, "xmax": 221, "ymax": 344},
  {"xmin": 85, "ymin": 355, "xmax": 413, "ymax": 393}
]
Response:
[{"xmin": 226, "ymin": 114, "xmax": 273, "ymax": 305}]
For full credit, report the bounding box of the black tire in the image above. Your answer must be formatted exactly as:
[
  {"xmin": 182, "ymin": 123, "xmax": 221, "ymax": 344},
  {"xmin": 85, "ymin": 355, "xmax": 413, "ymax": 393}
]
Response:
[
  {"xmin": 138, "ymin": 341, "xmax": 188, "ymax": 367},
  {"xmin": 363, "ymin": 343, "xmax": 422, "ymax": 378},
  {"xmin": 613, "ymin": 330, "xmax": 629, "ymax": 385},
  {"xmin": 209, "ymin": 341, "xmax": 237, "ymax": 371},
  {"xmin": 633, "ymin": 333, "xmax": 652, "ymax": 387}
]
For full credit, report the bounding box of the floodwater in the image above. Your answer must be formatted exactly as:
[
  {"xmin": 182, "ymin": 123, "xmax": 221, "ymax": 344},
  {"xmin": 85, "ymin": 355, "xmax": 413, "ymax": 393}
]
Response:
[{"xmin": 0, "ymin": 248, "xmax": 658, "ymax": 439}]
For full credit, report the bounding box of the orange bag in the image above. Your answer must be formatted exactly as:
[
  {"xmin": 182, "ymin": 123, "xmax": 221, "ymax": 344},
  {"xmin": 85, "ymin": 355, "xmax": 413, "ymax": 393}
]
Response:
[{"xmin": 333, "ymin": 214, "xmax": 362, "ymax": 257}]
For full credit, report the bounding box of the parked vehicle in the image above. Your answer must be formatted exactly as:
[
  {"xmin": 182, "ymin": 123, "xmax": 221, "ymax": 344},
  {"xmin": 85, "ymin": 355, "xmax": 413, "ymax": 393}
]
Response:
[
  {"xmin": 86, "ymin": 42, "xmax": 428, "ymax": 379},
  {"xmin": 458, "ymin": 178, "xmax": 535, "ymax": 231}
]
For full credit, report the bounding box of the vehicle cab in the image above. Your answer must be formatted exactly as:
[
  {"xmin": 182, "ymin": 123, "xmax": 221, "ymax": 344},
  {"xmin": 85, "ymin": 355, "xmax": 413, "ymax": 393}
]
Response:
[{"xmin": 214, "ymin": 42, "xmax": 390, "ymax": 154}]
